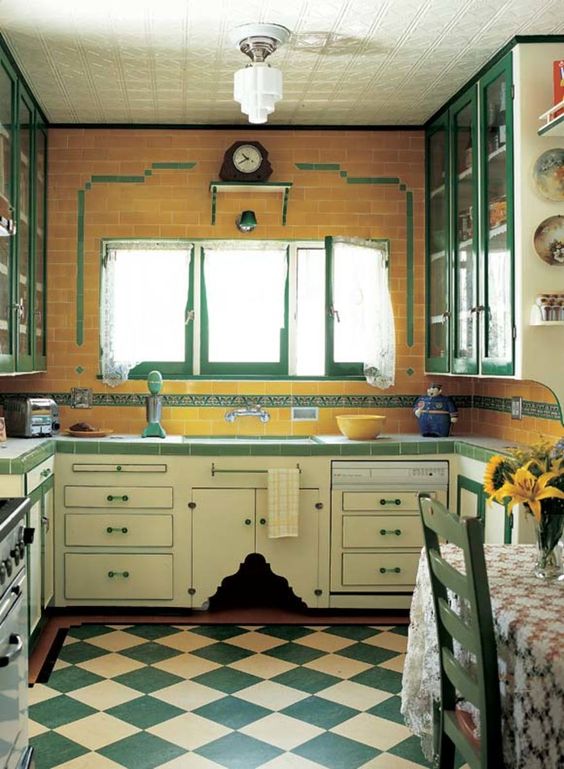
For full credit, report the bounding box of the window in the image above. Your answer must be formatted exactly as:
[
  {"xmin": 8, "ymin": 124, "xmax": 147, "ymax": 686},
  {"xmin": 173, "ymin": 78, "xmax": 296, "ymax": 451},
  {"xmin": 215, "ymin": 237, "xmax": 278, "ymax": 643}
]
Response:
[{"xmin": 100, "ymin": 238, "xmax": 394, "ymax": 386}]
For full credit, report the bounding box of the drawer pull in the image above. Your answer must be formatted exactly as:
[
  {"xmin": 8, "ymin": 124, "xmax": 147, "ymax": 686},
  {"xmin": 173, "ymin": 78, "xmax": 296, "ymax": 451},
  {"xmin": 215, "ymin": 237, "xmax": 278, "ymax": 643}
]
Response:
[
  {"xmin": 379, "ymin": 529, "xmax": 402, "ymax": 536},
  {"xmin": 106, "ymin": 527, "xmax": 129, "ymax": 534},
  {"xmin": 107, "ymin": 495, "xmax": 129, "ymax": 502},
  {"xmin": 40, "ymin": 468, "xmax": 51, "ymax": 478},
  {"xmin": 259, "ymin": 518, "xmax": 267, "ymax": 525},
  {"xmin": 380, "ymin": 567, "xmax": 401, "ymax": 574},
  {"xmin": 244, "ymin": 518, "xmax": 252, "ymax": 526},
  {"xmin": 380, "ymin": 498, "xmax": 401, "ymax": 506},
  {"xmin": 108, "ymin": 570, "xmax": 129, "ymax": 578}
]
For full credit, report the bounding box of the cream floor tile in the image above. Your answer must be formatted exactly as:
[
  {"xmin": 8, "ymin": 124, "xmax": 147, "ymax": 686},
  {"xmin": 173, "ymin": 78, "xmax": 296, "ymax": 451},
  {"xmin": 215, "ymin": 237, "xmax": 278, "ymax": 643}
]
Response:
[
  {"xmin": 55, "ymin": 712, "xmax": 140, "ymax": 750},
  {"xmin": 224, "ymin": 631, "xmax": 286, "ymax": 653},
  {"xmin": 147, "ymin": 712, "xmax": 232, "ymax": 750},
  {"xmin": 379, "ymin": 654, "xmax": 406, "ymax": 673},
  {"xmin": 53, "ymin": 659, "xmax": 71, "ymax": 671},
  {"xmin": 152, "ymin": 680, "xmax": 224, "ymax": 710},
  {"xmin": 28, "ymin": 719, "xmax": 49, "ymax": 738},
  {"xmin": 63, "ymin": 636, "xmax": 80, "ymax": 646},
  {"xmin": 229, "ymin": 653, "xmax": 296, "ymax": 679},
  {"xmin": 317, "ymin": 681, "xmax": 392, "ymax": 710},
  {"xmin": 303, "ymin": 653, "xmax": 372, "ymax": 679},
  {"xmin": 331, "ymin": 713, "xmax": 412, "ymax": 751},
  {"xmin": 68, "ymin": 680, "xmax": 140, "ymax": 710},
  {"xmin": 51, "ymin": 753, "xmax": 125, "ymax": 769},
  {"xmin": 304, "ymin": 626, "xmax": 329, "ymax": 631},
  {"xmin": 261, "ymin": 753, "xmax": 326, "ymax": 768},
  {"xmin": 235, "ymin": 681, "xmax": 309, "ymax": 710},
  {"xmin": 364, "ymin": 631, "xmax": 408, "ymax": 653},
  {"xmin": 85, "ymin": 631, "xmax": 148, "ymax": 652},
  {"xmin": 157, "ymin": 631, "xmax": 217, "ymax": 653},
  {"xmin": 171, "ymin": 624, "xmax": 197, "ymax": 630},
  {"xmin": 76, "ymin": 653, "xmax": 145, "ymax": 678},
  {"xmin": 28, "ymin": 684, "xmax": 59, "ymax": 705},
  {"xmin": 106, "ymin": 625, "xmax": 133, "ymax": 629},
  {"xmin": 359, "ymin": 754, "xmax": 429, "ymax": 769},
  {"xmin": 157, "ymin": 754, "xmax": 224, "ymax": 769},
  {"xmin": 240, "ymin": 713, "xmax": 324, "ymax": 750},
  {"xmin": 152, "ymin": 652, "xmax": 220, "ymax": 678},
  {"xmin": 294, "ymin": 632, "xmax": 355, "ymax": 653}
]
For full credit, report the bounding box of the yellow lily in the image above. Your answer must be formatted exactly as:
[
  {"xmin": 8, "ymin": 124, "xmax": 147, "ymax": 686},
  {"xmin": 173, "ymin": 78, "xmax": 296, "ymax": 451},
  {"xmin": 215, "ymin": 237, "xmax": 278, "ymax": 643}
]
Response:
[{"xmin": 497, "ymin": 463, "xmax": 564, "ymax": 522}]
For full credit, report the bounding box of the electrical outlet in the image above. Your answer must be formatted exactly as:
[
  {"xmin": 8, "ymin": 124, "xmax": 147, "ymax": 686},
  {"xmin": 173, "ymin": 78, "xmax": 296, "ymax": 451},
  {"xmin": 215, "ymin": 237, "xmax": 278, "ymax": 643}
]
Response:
[
  {"xmin": 291, "ymin": 407, "xmax": 319, "ymax": 421},
  {"xmin": 510, "ymin": 396, "xmax": 522, "ymax": 420}
]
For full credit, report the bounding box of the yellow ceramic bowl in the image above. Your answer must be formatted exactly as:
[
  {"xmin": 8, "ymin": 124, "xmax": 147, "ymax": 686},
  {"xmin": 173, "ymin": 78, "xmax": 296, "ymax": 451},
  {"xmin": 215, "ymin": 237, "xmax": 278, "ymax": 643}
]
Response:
[{"xmin": 336, "ymin": 415, "xmax": 386, "ymax": 441}]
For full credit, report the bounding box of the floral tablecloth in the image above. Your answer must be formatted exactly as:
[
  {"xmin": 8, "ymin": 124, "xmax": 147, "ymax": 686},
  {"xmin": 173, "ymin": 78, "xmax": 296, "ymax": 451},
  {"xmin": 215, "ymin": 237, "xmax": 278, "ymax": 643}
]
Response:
[{"xmin": 401, "ymin": 545, "xmax": 564, "ymax": 769}]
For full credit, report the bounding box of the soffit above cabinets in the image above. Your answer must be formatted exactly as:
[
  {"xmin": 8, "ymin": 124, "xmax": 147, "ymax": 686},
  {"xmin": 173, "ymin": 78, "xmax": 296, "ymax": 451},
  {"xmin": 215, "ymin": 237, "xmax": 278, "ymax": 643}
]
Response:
[{"xmin": 1, "ymin": 0, "xmax": 563, "ymax": 126}]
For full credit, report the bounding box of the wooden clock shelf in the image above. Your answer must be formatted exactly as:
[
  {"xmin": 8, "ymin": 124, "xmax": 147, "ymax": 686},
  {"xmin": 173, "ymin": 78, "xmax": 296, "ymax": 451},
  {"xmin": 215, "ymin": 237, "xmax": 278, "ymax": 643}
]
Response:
[{"xmin": 209, "ymin": 181, "xmax": 293, "ymax": 225}]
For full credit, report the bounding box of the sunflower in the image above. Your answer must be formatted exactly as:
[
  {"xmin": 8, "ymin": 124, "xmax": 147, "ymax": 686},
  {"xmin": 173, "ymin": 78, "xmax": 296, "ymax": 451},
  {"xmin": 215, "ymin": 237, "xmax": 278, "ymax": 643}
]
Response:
[
  {"xmin": 496, "ymin": 463, "xmax": 564, "ymax": 522},
  {"xmin": 483, "ymin": 455, "xmax": 512, "ymax": 500}
]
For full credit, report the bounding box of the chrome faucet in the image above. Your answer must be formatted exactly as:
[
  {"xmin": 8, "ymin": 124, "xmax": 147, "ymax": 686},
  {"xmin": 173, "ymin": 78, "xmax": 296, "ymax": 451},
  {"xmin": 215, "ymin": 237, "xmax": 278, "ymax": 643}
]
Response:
[{"xmin": 224, "ymin": 403, "xmax": 270, "ymax": 423}]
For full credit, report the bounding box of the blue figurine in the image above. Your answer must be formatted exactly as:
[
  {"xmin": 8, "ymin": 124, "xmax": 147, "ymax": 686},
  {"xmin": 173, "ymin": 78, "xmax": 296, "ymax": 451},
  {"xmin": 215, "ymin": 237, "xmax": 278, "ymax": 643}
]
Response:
[{"xmin": 414, "ymin": 383, "xmax": 458, "ymax": 438}]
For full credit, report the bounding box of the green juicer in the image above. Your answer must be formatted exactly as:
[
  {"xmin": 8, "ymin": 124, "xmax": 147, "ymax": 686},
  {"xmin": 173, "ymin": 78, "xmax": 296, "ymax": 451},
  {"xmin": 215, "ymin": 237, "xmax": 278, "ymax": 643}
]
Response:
[{"xmin": 142, "ymin": 370, "xmax": 166, "ymax": 438}]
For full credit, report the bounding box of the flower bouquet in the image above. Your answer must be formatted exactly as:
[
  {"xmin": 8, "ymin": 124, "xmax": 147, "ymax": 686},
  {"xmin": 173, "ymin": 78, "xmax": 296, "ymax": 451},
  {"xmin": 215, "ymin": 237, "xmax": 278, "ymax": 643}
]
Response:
[{"xmin": 483, "ymin": 437, "xmax": 564, "ymax": 579}]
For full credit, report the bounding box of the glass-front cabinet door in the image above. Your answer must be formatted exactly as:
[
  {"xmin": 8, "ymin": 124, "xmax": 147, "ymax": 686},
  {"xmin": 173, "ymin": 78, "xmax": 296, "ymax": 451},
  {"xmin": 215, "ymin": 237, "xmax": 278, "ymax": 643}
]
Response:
[
  {"xmin": 451, "ymin": 88, "xmax": 478, "ymax": 374},
  {"xmin": 479, "ymin": 54, "xmax": 514, "ymax": 375},
  {"xmin": 34, "ymin": 125, "xmax": 47, "ymax": 370},
  {"xmin": 425, "ymin": 113, "xmax": 449, "ymax": 373},
  {"xmin": 0, "ymin": 60, "xmax": 15, "ymax": 372},
  {"xmin": 16, "ymin": 93, "xmax": 33, "ymax": 371}
]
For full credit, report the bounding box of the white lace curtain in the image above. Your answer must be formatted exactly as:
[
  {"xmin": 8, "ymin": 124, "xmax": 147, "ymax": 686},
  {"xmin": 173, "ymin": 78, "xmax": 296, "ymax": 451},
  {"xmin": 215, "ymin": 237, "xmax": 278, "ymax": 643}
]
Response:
[
  {"xmin": 332, "ymin": 238, "xmax": 396, "ymax": 389},
  {"xmin": 100, "ymin": 245, "xmax": 191, "ymax": 386}
]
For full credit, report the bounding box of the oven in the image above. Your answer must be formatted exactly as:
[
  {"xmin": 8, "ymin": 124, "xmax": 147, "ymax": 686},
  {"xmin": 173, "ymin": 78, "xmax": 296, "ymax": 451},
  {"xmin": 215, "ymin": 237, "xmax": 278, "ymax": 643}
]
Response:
[{"xmin": 0, "ymin": 498, "xmax": 34, "ymax": 769}]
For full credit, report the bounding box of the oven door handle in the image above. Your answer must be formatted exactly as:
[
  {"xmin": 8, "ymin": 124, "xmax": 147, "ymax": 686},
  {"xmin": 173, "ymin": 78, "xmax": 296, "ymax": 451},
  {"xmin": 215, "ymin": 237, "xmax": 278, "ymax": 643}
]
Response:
[{"xmin": 0, "ymin": 634, "xmax": 23, "ymax": 667}]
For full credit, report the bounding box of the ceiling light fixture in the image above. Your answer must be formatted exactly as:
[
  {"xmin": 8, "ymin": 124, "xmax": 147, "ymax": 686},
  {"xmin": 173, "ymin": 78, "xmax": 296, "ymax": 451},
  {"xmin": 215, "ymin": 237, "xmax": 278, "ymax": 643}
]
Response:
[{"xmin": 232, "ymin": 23, "xmax": 291, "ymax": 124}]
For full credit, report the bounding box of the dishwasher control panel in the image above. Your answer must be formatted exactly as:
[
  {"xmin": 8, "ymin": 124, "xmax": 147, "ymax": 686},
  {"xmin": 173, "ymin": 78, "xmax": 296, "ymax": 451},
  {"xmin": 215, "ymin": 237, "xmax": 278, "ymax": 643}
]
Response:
[{"xmin": 332, "ymin": 460, "xmax": 449, "ymax": 491}]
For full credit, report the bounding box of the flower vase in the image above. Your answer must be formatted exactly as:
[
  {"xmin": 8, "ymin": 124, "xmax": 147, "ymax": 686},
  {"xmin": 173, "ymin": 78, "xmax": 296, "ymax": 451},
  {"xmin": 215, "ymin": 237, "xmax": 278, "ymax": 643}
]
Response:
[{"xmin": 533, "ymin": 510, "xmax": 564, "ymax": 580}]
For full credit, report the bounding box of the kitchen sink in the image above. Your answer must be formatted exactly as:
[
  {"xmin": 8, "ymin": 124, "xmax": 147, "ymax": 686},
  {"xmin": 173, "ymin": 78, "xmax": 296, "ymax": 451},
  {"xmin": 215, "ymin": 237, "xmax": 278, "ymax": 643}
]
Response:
[{"xmin": 183, "ymin": 436, "xmax": 319, "ymax": 444}]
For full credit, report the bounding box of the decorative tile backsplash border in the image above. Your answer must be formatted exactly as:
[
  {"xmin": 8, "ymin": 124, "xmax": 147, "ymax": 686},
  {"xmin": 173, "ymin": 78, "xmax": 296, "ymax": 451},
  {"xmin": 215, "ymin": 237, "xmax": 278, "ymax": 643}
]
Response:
[{"xmin": 472, "ymin": 395, "xmax": 561, "ymax": 421}]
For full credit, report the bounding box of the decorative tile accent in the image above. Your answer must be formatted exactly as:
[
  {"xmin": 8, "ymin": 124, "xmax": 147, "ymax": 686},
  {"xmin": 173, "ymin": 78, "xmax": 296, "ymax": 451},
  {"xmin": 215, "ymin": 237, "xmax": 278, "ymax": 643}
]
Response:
[
  {"xmin": 406, "ymin": 368, "xmax": 415, "ymax": 376},
  {"xmin": 74, "ymin": 366, "xmax": 85, "ymax": 375}
]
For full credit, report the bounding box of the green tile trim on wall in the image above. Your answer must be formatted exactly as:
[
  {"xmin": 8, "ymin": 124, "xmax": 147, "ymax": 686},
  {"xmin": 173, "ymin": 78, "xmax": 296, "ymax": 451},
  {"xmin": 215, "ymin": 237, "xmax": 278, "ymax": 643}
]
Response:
[
  {"xmin": 294, "ymin": 163, "xmax": 415, "ymax": 350},
  {"xmin": 75, "ymin": 161, "xmax": 198, "ymax": 346}
]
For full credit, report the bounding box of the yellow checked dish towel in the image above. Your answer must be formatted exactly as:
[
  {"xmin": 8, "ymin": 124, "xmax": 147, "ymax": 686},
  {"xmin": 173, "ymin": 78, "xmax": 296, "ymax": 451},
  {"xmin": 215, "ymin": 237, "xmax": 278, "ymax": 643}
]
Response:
[{"xmin": 267, "ymin": 468, "xmax": 300, "ymax": 538}]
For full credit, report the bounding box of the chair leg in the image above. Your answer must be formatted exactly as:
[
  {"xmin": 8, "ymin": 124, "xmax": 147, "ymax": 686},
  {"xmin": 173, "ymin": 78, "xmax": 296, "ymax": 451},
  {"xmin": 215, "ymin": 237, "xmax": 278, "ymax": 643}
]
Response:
[{"xmin": 432, "ymin": 703, "xmax": 455, "ymax": 769}]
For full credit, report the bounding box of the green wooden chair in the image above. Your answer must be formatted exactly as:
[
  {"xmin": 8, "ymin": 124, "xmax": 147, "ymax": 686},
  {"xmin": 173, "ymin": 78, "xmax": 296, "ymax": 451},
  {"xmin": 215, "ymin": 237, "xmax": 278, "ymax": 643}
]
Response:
[{"xmin": 417, "ymin": 493, "xmax": 504, "ymax": 769}]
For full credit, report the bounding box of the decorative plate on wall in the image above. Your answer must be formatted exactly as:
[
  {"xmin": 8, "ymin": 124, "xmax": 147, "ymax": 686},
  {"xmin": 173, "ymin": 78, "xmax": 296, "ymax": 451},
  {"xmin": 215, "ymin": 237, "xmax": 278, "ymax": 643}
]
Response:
[
  {"xmin": 534, "ymin": 215, "xmax": 564, "ymax": 265},
  {"xmin": 533, "ymin": 148, "xmax": 564, "ymax": 201}
]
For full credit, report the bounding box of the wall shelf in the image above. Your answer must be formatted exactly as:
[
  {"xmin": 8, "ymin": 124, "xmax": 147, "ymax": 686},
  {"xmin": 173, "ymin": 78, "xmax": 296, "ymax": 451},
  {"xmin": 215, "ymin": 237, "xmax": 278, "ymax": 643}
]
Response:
[
  {"xmin": 538, "ymin": 100, "xmax": 564, "ymax": 136},
  {"xmin": 209, "ymin": 181, "xmax": 293, "ymax": 226}
]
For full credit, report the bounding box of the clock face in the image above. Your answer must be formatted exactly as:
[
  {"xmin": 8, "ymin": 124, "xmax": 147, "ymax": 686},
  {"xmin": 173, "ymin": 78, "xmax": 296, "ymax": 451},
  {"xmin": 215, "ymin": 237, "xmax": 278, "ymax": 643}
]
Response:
[{"xmin": 232, "ymin": 144, "xmax": 263, "ymax": 173}]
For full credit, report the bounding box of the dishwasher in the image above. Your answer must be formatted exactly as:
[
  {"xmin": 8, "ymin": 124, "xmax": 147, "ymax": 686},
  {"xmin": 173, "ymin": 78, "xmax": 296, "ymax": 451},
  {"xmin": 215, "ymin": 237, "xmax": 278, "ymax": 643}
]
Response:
[{"xmin": 330, "ymin": 460, "xmax": 449, "ymax": 610}]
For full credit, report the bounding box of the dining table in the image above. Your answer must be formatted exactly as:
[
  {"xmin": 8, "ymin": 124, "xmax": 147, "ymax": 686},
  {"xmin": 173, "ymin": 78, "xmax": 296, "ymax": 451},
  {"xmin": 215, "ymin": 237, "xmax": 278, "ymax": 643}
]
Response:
[{"xmin": 401, "ymin": 544, "xmax": 564, "ymax": 769}]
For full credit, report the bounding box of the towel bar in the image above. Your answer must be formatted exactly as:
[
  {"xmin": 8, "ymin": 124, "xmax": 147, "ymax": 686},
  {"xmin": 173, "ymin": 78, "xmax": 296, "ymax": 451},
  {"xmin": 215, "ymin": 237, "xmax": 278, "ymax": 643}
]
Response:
[{"xmin": 211, "ymin": 462, "xmax": 301, "ymax": 477}]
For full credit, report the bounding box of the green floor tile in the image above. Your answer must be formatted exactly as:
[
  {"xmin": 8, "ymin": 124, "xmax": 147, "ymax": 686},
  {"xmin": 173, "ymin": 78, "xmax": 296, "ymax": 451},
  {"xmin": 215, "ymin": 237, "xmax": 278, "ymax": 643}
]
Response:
[
  {"xmin": 389, "ymin": 735, "xmax": 432, "ymax": 767},
  {"xmin": 190, "ymin": 625, "xmax": 247, "ymax": 641},
  {"xmin": 192, "ymin": 667, "xmax": 262, "ymax": 694},
  {"xmin": 196, "ymin": 731, "xmax": 282, "ymax": 769},
  {"xmin": 67, "ymin": 624, "xmax": 114, "ymax": 641},
  {"xmin": 368, "ymin": 695, "xmax": 405, "ymax": 724},
  {"xmin": 264, "ymin": 642, "xmax": 325, "ymax": 665},
  {"xmin": 30, "ymin": 731, "xmax": 88, "ymax": 769},
  {"xmin": 119, "ymin": 642, "xmax": 182, "ymax": 665},
  {"xmin": 338, "ymin": 642, "xmax": 398, "ymax": 666},
  {"xmin": 271, "ymin": 667, "xmax": 341, "ymax": 694},
  {"xmin": 191, "ymin": 642, "xmax": 253, "ymax": 665},
  {"xmin": 258, "ymin": 625, "xmax": 314, "ymax": 642},
  {"xmin": 30, "ymin": 694, "xmax": 96, "ymax": 728},
  {"xmin": 46, "ymin": 666, "xmax": 104, "ymax": 693},
  {"xmin": 351, "ymin": 666, "xmax": 403, "ymax": 694},
  {"xmin": 194, "ymin": 696, "xmax": 271, "ymax": 729},
  {"xmin": 324, "ymin": 626, "xmax": 382, "ymax": 641},
  {"xmin": 390, "ymin": 625, "xmax": 410, "ymax": 637},
  {"xmin": 99, "ymin": 731, "xmax": 185, "ymax": 769},
  {"xmin": 294, "ymin": 731, "xmax": 379, "ymax": 769},
  {"xmin": 282, "ymin": 695, "xmax": 358, "ymax": 729},
  {"xmin": 120, "ymin": 624, "xmax": 181, "ymax": 641},
  {"xmin": 113, "ymin": 666, "xmax": 183, "ymax": 693},
  {"xmin": 107, "ymin": 695, "xmax": 185, "ymax": 729},
  {"xmin": 57, "ymin": 641, "xmax": 108, "ymax": 665}
]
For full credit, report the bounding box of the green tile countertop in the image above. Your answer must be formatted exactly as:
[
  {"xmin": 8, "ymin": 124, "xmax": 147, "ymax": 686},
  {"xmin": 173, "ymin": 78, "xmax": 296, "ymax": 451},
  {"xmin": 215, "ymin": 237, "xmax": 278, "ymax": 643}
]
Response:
[{"xmin": 0, "ymin": 433, "xmax": 518, "ymax": 473}]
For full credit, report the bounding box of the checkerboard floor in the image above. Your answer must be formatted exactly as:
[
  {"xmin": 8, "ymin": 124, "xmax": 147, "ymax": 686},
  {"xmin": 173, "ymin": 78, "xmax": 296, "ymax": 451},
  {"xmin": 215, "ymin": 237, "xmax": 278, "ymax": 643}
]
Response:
[{"xmin": 29, "ymin": 623, "xmax": 433, "ymax": 769}]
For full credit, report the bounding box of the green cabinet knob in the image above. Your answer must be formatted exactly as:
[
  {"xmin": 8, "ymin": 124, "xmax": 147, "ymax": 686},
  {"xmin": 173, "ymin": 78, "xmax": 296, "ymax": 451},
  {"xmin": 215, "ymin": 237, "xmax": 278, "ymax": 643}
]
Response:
[
  {"xmin": 259, "ymin": 518, "xmax": 267, "ymax": 525},
  {"xmin": 116, "ymin": 465, "xmax": 122, "ymax": 471},
  {"xmin": 379, "ymin": 567, "xmax": 401, "ymax": 574},
  {"xmin": 122, "ymin": 495, "xmax": 129, "ymax": 502},
  {"xmin": 244, "ymin": 518, "xmax": 252, "ymax": 526},
  {"xmin": 379, "ymin": 529, "xmax": 402, "ymax": 536}
]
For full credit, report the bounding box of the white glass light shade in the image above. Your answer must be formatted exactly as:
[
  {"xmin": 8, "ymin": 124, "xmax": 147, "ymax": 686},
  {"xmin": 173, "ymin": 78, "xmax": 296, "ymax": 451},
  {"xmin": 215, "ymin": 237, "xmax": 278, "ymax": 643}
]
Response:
[{"xmin": 234, "ymin": 63, "xmax": 283, "ymax": 124}]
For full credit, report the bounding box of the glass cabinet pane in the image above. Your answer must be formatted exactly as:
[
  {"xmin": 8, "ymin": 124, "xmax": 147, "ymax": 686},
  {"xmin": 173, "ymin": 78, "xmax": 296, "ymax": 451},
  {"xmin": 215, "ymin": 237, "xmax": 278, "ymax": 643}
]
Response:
[
  {"xmin": 481, "ymin": 64, "xmax": 513, "ymax": 374},
  {"xmin": 452, "ymin": 95, "xmax": 478, "ymax": 373},
  {"xmin": 35, "ymin": 127, "xmax": 47, "ymax": 365},
  {"xmin": 0, "ymin": 63, "xmax": 13, "ymax": 206},
  {"xmin": 18, "ymin": 97, "xmax": 32, "ymax": 363},
  {"xmin": 0, "ymin": 64, "xmax": 14, "ymax": 363},
  {"xmin": 426, "ymin": 121, "xmax": 449, "ymax": 369}
]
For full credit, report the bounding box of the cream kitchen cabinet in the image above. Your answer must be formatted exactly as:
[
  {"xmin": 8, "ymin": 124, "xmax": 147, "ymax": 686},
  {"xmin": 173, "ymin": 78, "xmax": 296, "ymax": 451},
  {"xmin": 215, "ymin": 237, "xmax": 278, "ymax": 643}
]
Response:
[{"xmin": 55, "ymin": 454, "xmax": 190, "ymax": 607}]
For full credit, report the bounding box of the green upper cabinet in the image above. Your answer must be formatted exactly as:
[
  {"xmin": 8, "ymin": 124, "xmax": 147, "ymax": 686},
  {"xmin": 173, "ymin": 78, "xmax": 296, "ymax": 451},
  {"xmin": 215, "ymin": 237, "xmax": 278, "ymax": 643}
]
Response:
[
  {"xmin": 16, "ymin": 92, "xmax": 34, "ymax": 372},
  {"xmin": 425, "ymin": 51, "xmax": 514, "ymax": 377},
  {"xmin": 0, "ymin": 58, "xmax": 16, "ymax": 373},
  {"xmin": 34, "ymin": 124, "xmax": 47, "ymax": 371}
]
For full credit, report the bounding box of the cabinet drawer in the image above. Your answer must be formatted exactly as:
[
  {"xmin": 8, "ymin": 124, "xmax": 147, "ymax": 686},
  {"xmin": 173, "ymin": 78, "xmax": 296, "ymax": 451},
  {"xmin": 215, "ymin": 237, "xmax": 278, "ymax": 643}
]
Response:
[
  {"xmin": 342, "ymin": 552, "xmax": 420, "ymax": 586},
  {"xmin": 26, "ymin": 456, "xmax": 55, "ymax": 494},
  {"xmin": 341, "ymin": 490, "xmax": 446, "ymax": 512},
  {"xmin": 72, "ymin": 463, "xmax": 167, "ymax": 474},
  {"xmin": 64, "ymin": 486, "xmax": 173, "ymax": 509},
  {"xmin": 342, "ymin": 515, "xmax": 423, "ymax": 548},
  {"xmin": 64, "ymin": 553, "xmax": 173, "ymax": 600},
  {"xmin": 65, "ymin": 514, "xmax": 173, "ymax": 547}
]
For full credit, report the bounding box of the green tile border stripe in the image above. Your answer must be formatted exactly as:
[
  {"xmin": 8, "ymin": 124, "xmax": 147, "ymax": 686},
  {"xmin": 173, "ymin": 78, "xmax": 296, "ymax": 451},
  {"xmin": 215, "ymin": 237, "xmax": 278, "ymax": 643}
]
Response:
[
  {"xmin": 75, "ymin": 161, "xmax": 198, "ymax": 346},
  {"xmin": 294, "ymin": 163, "xmax": 415, "ymax": 349}
]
